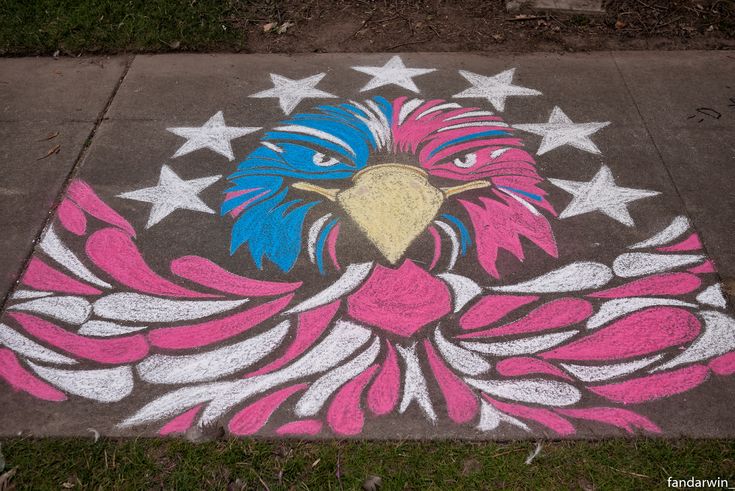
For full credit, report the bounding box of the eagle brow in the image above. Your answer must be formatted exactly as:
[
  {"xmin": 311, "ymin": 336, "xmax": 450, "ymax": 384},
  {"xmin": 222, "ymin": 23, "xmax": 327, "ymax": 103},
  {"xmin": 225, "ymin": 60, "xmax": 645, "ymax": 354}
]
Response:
[
  {"xmin": 436, "ymin": 121, "xmax": 510, "ymax": 132},
  {"xmin": 268, "ymin": 140, "xmax": 357, "ymax": 168},
  {"xmin": 272, "ymin": 125, "xmax": 356, "ymax": 157}
]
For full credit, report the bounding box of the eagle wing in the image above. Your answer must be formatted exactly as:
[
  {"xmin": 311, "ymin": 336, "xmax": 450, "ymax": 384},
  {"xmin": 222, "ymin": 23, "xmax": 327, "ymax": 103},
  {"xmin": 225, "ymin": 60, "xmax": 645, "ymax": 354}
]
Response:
[{"xmin": 1, "ymin": 180, "xmax": 732, "ymax": 437}]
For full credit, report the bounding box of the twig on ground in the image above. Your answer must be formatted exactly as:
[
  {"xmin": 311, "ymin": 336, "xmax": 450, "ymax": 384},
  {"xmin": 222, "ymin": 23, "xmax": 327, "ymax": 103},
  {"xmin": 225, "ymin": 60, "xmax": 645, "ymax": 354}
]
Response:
[
  {"xmin": 607, "ymin": 466, "xmax": 651, "ymax": 479},
  {"xmin": 253, "ymin": 470, "xmax": 270, "ymax": 491},
  {"xmin": 427, "ymin": 24, "xmax": 441, "ymax": 39},
  {"xmin": 87, "ymin": 428, "xmax": 100, "ymax": 442},
  {"xmin": 525, "ymin": 442, "xmax": 542, "ymax": 464},
  {"xmin": 508, "ymin": 15, "xmax": 546, "ymax": 22},
  {"xmin": 386, "ymin": 37, "xmax": 433, "ymax": 50},
  {"xmin": 346, "ymin": 10, "xmax": 376, "ymax": 40},
  {"xmin": 37, "ymin": 144, "xmax": 60, "ymax": 160},
  {"xmin": 37, "ymin": 131, "xmax": 59, "ymax": 142},
  {"xmin": 336, "ymin": 448, "xmax": 344, "ymax": 491},
  {"xmin": 0, "ymin": 468, "xmax": 17, "ymax": 490},
  {"xmin": 656, "ymin": 16, "xmax": 683, "ymax": 29}
]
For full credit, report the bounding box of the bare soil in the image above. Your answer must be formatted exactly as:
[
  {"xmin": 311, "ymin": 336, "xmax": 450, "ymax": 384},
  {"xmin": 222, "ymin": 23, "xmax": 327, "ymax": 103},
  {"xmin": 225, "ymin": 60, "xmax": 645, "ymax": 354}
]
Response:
[{"xmin": 229, "ymin": 0, "xmax": 735, "ymax": 53}]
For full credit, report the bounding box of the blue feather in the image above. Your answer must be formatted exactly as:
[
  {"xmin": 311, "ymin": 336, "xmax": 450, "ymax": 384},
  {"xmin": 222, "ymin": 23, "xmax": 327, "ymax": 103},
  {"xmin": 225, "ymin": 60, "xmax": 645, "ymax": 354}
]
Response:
[
  {"xmin": 441, "ymin": 213, "xmax": 472, "ymax": 255},
  {"xmin": 497, "ymin": 185, "xmax": 543, "ymax": 202},
  {"xmin": 230, "ymin": 188, "xmax": 319, "ymax": 272},
  {"xmin": 315, "ymin": 218, "xmax": 339, "ymax": 275},
  {"xmin": 224, "ymin": 97, "xmax": 393, "ymax": 272}
]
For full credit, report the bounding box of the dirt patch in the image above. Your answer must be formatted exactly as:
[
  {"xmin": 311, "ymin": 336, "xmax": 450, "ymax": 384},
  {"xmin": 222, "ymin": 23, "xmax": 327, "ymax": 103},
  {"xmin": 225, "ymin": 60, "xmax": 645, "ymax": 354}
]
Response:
[
  {"xmin": 3, "ymin": 0, "xmax": 732, "ymax": 55},
  {"xmin": 229, "ymin": 0, "xmax": 735, "ymax": 54}
]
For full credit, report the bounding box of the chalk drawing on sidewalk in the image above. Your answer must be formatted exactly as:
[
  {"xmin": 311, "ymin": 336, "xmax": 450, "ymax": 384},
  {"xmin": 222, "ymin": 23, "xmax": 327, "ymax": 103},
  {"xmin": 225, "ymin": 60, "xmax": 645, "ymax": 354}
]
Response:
[
  {"xmin": 453, "ymin": 68, "xmax": 542, "ymax": 111},
  {"xmin": 117, "ymin": 165, "xmax": 221, "ymax": 229},
  {"xmin": 352, "ymin": 55, "xmax": 436, "ymax": 93},
  {"xmin": 514, "ymin": 106, "xmax": 610, "ymax": 155},
  {"xmin": 1, "ymin": 64, "xmax": 733, "ymax": 438},
  {"xmin": 549, "ymin": 165, "xmax": 660, "ymax": 227},
  {"xmin": 167, "ymin": 111, "xmax": 261, "ymax": 161},
  {"xmin": 249, "ymin": 72, "xmax": 337, "ymax": 115}
]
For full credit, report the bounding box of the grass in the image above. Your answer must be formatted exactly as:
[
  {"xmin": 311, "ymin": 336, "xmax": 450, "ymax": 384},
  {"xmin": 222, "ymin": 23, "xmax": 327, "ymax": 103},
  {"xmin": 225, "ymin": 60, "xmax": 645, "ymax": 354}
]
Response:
[
  {"xmin": 2, "ymin": 438, "xmax": 735, "ymax": 489},
  {"xmin": 0, "ymin": 0, "xmax": 251, "ymax": 55}
]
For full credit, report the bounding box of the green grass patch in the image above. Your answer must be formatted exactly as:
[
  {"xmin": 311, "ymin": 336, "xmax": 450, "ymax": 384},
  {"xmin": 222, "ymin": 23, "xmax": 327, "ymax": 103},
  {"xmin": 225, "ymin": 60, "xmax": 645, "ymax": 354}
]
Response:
[
  {"xmin": 0, "ymin": 0, "xmax": 253, "ymax": 55},
  {"xmin": 1, "ymin": 438, "xmax": 735, "ymax": 489}
]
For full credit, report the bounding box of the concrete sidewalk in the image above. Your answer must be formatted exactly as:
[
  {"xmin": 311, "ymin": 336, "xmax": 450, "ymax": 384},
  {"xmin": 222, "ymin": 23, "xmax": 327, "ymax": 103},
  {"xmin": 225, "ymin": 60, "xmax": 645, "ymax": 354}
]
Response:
[
  {"xmin": 0, "ymin": 51, "xmax": 733, "ymax": 439},
  {"xmin": 0, "ymin": 57, "xmax": 129, "ymax": 298}
]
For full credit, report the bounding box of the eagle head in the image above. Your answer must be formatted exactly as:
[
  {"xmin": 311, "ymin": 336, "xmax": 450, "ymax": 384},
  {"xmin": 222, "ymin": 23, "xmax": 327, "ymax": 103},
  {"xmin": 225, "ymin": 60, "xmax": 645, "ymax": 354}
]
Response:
[{"xmin": 223, "ymin": 97, "xmax": 558, "ymax": 277}]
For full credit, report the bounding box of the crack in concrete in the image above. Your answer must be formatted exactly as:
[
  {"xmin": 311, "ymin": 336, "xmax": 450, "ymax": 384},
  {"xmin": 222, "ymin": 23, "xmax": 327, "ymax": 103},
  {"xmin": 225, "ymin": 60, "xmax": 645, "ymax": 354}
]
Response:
[
  {"xmin": 610, "ymin": 51, "xmax": 733, "ymax": 309},
  {"xmin": 0, "ymin": 55, "xmax": 136, "ymax": 317},
  {"xmin": 0, "ymin": 118, "xmax": 100, "ymax": 124}
]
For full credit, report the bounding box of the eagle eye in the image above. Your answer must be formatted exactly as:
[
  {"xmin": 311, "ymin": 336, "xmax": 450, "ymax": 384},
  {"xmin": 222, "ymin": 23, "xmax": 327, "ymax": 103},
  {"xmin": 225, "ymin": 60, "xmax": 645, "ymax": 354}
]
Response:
[
  {"xmin": 452, "ymin": 152, "xmax": 477, "ymax": 169},
  {"xmin": 312, "ymin": 152, "xmax": 341, "ymax": 167}
]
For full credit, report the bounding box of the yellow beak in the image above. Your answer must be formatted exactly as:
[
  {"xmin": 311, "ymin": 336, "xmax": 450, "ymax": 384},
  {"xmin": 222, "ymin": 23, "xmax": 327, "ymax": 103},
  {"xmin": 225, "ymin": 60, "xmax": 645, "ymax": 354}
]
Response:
[{"xmin": 293, "ymin": 164, "xmax": 489, "ymax": 264}]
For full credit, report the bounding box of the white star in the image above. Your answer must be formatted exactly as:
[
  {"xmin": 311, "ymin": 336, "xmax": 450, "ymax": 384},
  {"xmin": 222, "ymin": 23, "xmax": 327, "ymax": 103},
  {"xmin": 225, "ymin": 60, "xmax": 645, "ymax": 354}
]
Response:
[
  {"xmin": 549, "ymin": 165, "xmax": 660, "ymax": 227},
  {"xmin": 118, "ymin": 165, "xmax": 221, "ymax": 229},
  {"xmin": 514, "ymin": 106, "xmax": 610, "ymax": 155},
  {"xmin": 167, "ymin": 111, "xmax": 260, "ymax": 161},
  {"xmin": 352, "ymin": 55, "xmax": 436, "ymax": 93},
  {"xmin": 249, "ymin": 72, "xmax": 337, "ymax": 115},
  {"xmin": 452, "ymin": 68, "xmax": 541, "ymax": 112}
]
